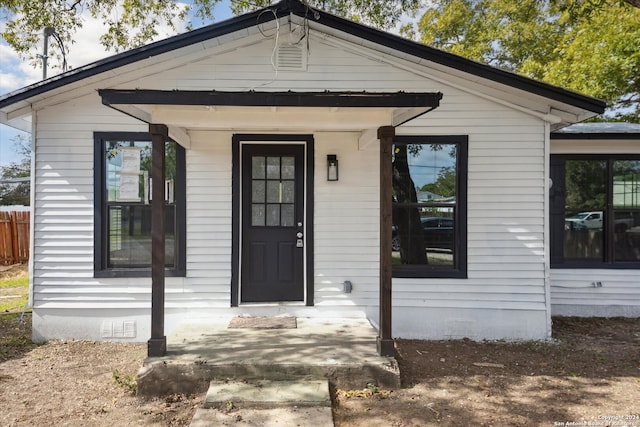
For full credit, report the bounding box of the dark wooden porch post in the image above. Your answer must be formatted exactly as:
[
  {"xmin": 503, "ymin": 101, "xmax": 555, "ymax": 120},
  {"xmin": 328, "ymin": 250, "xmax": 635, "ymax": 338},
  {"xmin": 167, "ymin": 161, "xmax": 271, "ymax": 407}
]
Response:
[
  {"xmin": 377, "ymin": 125, "xmax": 395, "ymax": 356},
  {"xmin": 147, "ymin": 124, "xmax": 168, "ymax": 357}
]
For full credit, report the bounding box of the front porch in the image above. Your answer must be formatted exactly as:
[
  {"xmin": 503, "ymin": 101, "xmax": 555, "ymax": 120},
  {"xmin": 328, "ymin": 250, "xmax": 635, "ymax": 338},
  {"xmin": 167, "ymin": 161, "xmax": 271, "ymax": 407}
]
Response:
[{"xmin": 137, "ymin": 317, "xmax": 400, "ymax": 396}]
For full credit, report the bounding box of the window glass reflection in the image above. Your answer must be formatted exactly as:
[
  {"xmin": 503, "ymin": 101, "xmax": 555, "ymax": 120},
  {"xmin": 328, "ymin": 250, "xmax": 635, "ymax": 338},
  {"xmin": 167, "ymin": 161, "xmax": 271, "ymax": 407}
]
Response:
[
  {"xmin": 104, "ymin": 139, "xmax": 178, "ymax": 269},
  {"xmin": 108, "ymin": 205, "xmax": 176, "ymax": 268},
  {"xmin": 563, "ymin": 160, "xmax": 606, "ymax": 261},
  {"xmin": 392, "ymin": 143, "xmax": 457, "ymax": 270}
]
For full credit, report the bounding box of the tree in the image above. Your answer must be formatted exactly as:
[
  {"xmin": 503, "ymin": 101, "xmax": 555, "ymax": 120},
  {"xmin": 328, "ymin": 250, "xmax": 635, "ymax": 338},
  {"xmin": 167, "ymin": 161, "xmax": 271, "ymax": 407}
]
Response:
[
  {"xmin": 0, "ymin": 0, "xmax": 420, "ymax": 72},
  {"xmin": 0, "ymin": 135, "xmax": 31, "ymax": 206},
  {"xmin": 393, "ymin": 144, "xmax": 428, "ymax": 265},
  {"xmin": 415, "ymin": 0, "xmax": 640, "ymax": 121},
  {"xmin": 420, "ymin": 166, "xmax": 456, "ymax": 198}
]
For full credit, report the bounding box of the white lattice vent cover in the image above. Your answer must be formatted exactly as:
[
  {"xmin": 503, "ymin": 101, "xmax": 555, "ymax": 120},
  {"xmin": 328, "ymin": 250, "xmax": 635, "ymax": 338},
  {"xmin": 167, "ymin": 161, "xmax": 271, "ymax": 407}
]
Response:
[{"xmin": 276, "ymin": 43, "xmax": 307, "ymax": 71}]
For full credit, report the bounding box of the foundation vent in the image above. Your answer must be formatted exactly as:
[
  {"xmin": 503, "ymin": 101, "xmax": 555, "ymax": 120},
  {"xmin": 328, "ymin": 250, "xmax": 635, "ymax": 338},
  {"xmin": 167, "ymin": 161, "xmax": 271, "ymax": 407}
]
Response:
[
  {"xmin": 101, "ymin": 320, "xmax": 137, "ymax": 338},
  {"xmin": 277, "ymin": 43, "xmax": 307, "ymax": 71}
]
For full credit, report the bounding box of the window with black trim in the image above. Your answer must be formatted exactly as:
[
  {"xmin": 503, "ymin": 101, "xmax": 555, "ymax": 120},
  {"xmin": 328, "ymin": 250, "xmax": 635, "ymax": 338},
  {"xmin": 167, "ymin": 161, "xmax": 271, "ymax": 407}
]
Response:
[
  {"xmin": 392, "ymin": 136, "xmax": 467, "ymax": 278},
  {"xmin": 550, "ymin": 155, "xmax": 640, "ymax": 267},
  {"xmin": 94, "ymin": 132, "xmax": 185, "ymax": 277}
]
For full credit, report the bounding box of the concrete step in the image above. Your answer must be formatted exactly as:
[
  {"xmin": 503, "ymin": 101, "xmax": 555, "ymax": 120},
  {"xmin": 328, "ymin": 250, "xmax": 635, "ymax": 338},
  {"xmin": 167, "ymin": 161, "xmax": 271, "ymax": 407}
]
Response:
[
  {"xmin": 203, "ymin": 379, "xmax": 331, "ymax": 409},
  {"xmin": 190, "ymin": 407, "xmax": 334, "ymax": 427},
  {"xmin": 190, "ymin": 379, "xmax": 334, "ymax": 427}
]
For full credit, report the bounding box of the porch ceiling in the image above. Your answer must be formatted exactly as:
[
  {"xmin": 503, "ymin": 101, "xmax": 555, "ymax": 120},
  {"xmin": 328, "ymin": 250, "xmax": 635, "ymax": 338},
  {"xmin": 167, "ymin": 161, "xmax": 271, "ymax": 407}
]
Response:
[{"xmin": 99, "ymin": 89, "xmax": 442, "ymax": 148}]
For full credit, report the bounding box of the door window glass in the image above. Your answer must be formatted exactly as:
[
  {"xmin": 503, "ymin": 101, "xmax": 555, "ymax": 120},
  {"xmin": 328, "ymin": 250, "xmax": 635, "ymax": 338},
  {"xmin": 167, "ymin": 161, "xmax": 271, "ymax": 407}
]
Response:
[{"xmin": 251, "ymin": 156, "xmax": 296, "ymax": 227}]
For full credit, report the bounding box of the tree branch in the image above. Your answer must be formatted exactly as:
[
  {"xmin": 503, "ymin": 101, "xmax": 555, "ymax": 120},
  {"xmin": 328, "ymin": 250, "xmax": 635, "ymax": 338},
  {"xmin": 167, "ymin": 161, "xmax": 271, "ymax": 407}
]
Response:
[{"xmin": 67, "ymin": 0, "xmax": 83, "ymax": 11}]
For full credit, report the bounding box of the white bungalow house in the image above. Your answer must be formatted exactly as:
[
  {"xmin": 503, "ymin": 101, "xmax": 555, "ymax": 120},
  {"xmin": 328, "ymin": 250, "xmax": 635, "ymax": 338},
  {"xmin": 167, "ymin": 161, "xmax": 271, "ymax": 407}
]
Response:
[{"xmin": 0, "ymin": 0, "xmax": 637, "ymax": 356}]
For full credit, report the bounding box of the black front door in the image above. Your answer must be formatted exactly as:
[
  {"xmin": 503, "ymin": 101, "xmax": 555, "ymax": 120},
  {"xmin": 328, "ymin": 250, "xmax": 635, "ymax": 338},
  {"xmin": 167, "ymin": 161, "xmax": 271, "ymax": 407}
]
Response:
[{"xmin": 241, "ymin": 144, "xmax": 305, "ymax": 302}]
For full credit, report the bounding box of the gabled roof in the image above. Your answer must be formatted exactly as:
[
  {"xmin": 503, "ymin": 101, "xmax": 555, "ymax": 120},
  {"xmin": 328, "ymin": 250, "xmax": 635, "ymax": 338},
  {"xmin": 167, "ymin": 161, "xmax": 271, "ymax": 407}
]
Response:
[{"xmin": 0, "ymin": 0, "xmax": 606, "ymax": 114}]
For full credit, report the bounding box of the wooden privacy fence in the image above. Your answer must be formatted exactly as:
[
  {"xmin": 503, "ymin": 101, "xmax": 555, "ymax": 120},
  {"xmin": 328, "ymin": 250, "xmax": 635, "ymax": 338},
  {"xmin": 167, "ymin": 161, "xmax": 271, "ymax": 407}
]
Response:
[{"xmin": 0, "ymin": 211, "xmax": 30, "ymax": 265}]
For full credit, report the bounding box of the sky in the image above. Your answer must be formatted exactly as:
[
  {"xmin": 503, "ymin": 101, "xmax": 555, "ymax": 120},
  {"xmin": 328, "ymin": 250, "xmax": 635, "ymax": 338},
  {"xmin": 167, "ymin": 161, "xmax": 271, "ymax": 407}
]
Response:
[{"xmin": 0, "ymin": 1, "xmax": 234, "ymax": 167}]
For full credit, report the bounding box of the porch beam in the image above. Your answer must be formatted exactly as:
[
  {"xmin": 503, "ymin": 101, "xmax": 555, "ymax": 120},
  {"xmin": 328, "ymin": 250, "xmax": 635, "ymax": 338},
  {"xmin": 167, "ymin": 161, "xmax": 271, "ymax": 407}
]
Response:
[
  {"xmin": 358, "ymin": 128, "xmax": 378, "ymax": 151},
  {"xmin": 167, "ymin": 125, "xmax": 191, "ymax": 150},
  {"xmin": 377, "ymin": 125, "xmax": 395, "ymax": 357},
  {"xmin": 148, "ymin": 123, "xmax": 168, "ymax": 357},
  {"xmin": 99, "ymin": 89, "xmax": 442, "ymax": 109},
  {"xmin": 391, "ymin": 106, "xmax": 436, "ymax": 127}
]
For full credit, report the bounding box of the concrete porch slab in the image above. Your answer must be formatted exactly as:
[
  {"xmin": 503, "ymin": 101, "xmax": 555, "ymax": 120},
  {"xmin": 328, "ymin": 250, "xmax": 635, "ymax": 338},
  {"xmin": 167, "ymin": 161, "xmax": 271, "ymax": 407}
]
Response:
[{"xmin": 137, "ymin": 317, "xmax": 399, "ymax": 396}]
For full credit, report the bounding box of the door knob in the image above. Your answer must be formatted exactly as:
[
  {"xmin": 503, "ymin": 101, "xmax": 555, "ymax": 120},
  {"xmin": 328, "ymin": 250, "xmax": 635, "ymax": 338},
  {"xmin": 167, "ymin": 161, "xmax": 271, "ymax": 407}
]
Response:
[{"xmin": 296, "ymin": 232, "xmax": 303, "ymax": 238}]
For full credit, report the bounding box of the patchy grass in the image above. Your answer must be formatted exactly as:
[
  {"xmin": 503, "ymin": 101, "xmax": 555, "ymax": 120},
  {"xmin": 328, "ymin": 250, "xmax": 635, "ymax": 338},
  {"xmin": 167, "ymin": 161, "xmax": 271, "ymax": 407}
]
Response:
[
  {"xmin": 0, "ymin": 293, "xmax": 28, "ymax": 313},
  {"xmin": 0, "ymin": 275, "xmax": 28, "ymax": 289},
  {"xmin": 112, "ymin": 369, "xmax": 138, "ymax": 395},
  {"xmin": 0, "ymin": 264, "xmax": 29, "ymax": 314},
  {"xmin": 0, "ymin": 312, "xmax": 36, "ymax": 362}
]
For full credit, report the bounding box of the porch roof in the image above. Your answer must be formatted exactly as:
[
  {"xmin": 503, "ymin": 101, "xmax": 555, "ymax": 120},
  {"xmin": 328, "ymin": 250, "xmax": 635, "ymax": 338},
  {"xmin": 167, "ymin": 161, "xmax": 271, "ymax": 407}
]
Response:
[{"xmin": 99, "ymin": 89, "xmax": 443, "ymax": 148}]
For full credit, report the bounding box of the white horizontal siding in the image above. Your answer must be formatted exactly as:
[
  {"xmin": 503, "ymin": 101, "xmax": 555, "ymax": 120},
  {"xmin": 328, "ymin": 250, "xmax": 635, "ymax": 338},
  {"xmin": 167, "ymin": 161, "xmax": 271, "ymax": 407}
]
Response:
[
  {"xmin": 551, "ymin": 269, "xmax": 640, "ymax": 316},
  {"xmin": 183, "ymin": 131, "xmax": 233, "ymax": 294},
  {"xmin": 313, "ymin": 132, "xmax": 380, "ymax": 308}
]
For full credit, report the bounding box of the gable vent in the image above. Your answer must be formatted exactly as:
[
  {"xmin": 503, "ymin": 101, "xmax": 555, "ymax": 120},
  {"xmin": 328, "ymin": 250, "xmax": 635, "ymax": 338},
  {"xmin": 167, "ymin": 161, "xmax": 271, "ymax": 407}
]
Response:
[{"xmin": 276, "ymin": 43, "xmax": 307, "ymax": 71}]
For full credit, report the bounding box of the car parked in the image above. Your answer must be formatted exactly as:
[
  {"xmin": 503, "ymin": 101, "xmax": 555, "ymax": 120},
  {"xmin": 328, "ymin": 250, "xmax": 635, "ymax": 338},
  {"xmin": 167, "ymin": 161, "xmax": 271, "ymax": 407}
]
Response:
[
  {"xmin": 565, "ymin": 211, "xmax": 635, "ymax": 232},
  {"xmin": 392, "ymin": 217, "xmax": 454, "ymax": 252},
  {"xmin": 565, "ymin": 211, "xmax": 603, "ymax": 230}
]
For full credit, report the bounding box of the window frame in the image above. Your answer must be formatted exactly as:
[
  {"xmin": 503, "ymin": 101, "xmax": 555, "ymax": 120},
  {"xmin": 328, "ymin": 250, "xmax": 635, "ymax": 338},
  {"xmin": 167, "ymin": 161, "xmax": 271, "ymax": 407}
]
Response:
[
  {"xmin": 93, "ymin": 132, "xmax": 186, "ymax": 277},
  {"xmin": 550, "ymin": 153, "xmax": 640, "ymax": 269},
  {"xmin": 391, "ymin": 135, "xmax": 468, "ymax": 279}
]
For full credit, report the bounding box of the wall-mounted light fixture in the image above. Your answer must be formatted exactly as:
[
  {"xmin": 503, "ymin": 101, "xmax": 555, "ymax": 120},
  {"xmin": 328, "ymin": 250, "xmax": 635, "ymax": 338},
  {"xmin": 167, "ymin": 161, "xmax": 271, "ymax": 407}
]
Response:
[{"xmin": 327, "ymin": 154, "xmax": 338, "ymax": 181}]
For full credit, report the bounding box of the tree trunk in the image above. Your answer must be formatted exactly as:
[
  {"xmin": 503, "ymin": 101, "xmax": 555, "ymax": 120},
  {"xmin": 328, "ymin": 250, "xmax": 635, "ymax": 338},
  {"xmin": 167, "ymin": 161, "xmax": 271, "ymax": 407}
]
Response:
[{"xmin": 392, "ymin": 145, "xmax": 427, "ymax": 265}]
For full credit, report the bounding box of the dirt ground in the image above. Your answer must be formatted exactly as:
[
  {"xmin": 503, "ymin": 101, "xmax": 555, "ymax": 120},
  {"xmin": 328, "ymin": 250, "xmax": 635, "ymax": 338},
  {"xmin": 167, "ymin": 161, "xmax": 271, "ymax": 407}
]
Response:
[{"xmin": 1, "ymin": 264, "xmax": 639, "ymax": 426}]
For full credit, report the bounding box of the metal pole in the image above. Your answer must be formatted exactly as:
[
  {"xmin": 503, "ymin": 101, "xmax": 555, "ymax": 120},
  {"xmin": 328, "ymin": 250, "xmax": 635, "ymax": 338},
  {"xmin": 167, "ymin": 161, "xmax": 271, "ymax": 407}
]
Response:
[{"xmin": 42, "ymin": 27, "xmax": 55, "ymax": 80}]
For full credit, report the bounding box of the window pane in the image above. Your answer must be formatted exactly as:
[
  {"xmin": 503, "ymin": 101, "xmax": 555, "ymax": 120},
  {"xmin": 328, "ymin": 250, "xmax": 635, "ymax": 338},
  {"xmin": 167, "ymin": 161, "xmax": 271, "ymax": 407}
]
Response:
[
  {"xmin": 393, "ymin": 143, "xmax": 457, "ymax": 204},
  {"xmin": 282, "ymin": 180, "xmax": 295, "ymax": 203},
  {"xmin": 281, "ymin": 204, "xmax": 294, "ymax": 227},
  {"xmin": 266, "ymin": 204, "xmax": 280, "ymax": 226},
  {"xmin": 392, "ymin": 208, "xmax": 454, "ymax": 268},
  {"xmin": 105, "ymin": 141, "xmax": 150, "ymax": 202},
  {"xmin": 267, "ymin": 157, "xmax": 280, "ymax": 179},
  {"xmin": 563, "ymin": 160, "xmax": 606, "ymax": 261},
  {"xmin": 614, "ymin": 210, "xmax": 640, "ymax": 261},
  {"xmin": 107, "ymin": 205, "xmax": 175, "ymax": 268},
  {"xmin": 266, "ymin": 180, "xmax": 280, "ymax": 203},
  {"xmin": 252, "ymin": 156, "xmax": 265, "ymax": 179},
  {"xmin": 613, "ymin": 160, "xmax": 640, "ymax": 208},
  {"xmin": 252, "ymin": 180, "xmax": 265, "ymax": 203},
  {"xmin": 105, "ymin": 140, "xmax": 177, "ymax": 204},
  {"xmin": 252, "ymin": 204, "xmax": 265, "ymax": 226},
  {"xmin": 281, "ymin": 157, "xmax": 295, "ymax": 179}
]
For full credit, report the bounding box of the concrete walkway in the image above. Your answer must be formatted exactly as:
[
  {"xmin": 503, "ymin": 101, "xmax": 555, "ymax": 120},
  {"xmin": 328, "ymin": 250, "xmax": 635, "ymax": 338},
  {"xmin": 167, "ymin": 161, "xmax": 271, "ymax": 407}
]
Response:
[{"xmin": 137, "ymin": 317, "xmax": 399, "ymax": 396}]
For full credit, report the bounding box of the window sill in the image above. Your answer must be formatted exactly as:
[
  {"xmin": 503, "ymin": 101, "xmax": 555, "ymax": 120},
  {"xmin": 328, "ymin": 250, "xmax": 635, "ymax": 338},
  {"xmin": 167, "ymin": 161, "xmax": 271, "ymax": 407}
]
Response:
[
  {"xmin": 551, "ymin": 262, "xmax": 640, "ymax": 270},
  {"xmin": 393, "ymin": 268, "xmax": 467, "ymax": 279},
  {"xmin": 94, "ymin": 268, "xmax": 186, "ymax": 278}
]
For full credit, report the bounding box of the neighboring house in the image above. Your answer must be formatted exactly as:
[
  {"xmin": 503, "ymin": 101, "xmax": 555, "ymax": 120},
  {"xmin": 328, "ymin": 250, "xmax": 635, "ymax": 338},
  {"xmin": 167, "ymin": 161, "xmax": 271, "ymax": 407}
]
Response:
[{"xmin": 0, "ymin": 0, "xmax": 637, "ymax": 353}]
